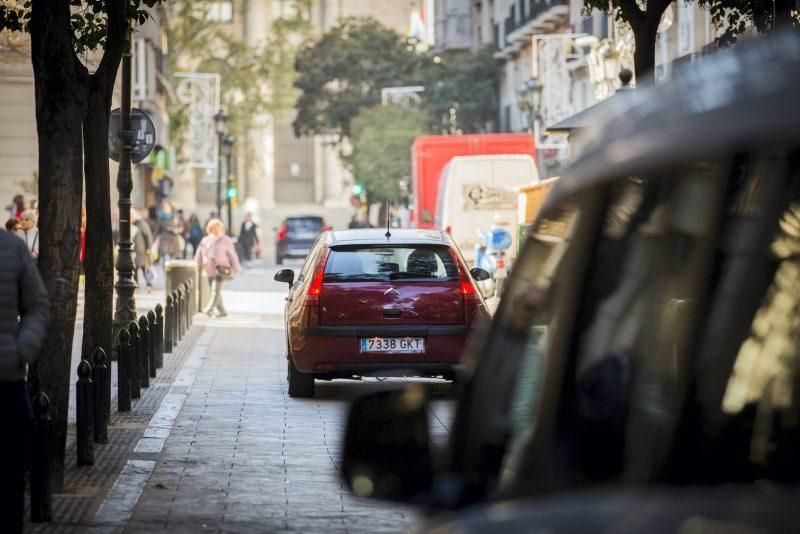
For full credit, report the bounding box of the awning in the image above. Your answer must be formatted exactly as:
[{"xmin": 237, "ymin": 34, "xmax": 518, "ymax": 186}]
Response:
[{"xmin": 546, "ymin": 86, "xmax": 635, "ymax": 134}]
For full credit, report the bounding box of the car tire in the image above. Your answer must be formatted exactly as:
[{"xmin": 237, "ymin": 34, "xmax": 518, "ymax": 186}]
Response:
[{"xmin": 288, "ymin": 359, "xmax": 315, "ymax": 398}]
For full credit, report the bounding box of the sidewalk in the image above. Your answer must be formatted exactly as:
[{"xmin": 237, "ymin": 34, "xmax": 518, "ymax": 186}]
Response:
[
  {"xmin": 110, "ymin": 263, "xmax": 453, "ymax": 532},
  {"xmin": 26, "ymin": 264, "xmax": 200, "ymax": 531}
]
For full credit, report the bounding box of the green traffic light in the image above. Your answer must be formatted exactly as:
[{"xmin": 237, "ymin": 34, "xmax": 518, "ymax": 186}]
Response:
[
  {"xmin": 352, "ymin": 183, "xmax": 364, "ymax": 195},
  {"xmin": 227, "ymin": 187, "xmax": 238, "ymax": 199}
]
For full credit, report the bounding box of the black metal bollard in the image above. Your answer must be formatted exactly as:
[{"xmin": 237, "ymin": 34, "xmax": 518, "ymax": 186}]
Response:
[
  {"xmin": 138, "ymin": 315, "xmax": 150, "ymax": 388},
  {"xmin": 172, "ymin": 289, "xmax": 180, "ymax": 343},
  {"xmin": 155, "ymin": 303, "xmax": 165, "ymax": 368},
  {"xmin": 118, "ymin": 328, "xmax": 131, "ymax": 412},
  {"xmin": 147, "ymin": 310, "xmax": 157, "ymax": 378},
  {"xmin": 186, "ymin": 279, "xmax": 193, "ymax": 326},
  {"xmin": 164, "ymin": 296, "xmax": 174, "ymax": 354},
  {"xmin": 175, "ymin": 284, "xmax": 186, "ymax": 339},
  {"xmin": 177, "ymin": 285, "xmax": 186, "ymax": 340},
  {"xmin": 30, "ymin": 391, "xmax": 52, "ymax": 523},
  {"xmin": 129, "ymin": 321, "xmax": 141, "ymax": 399},
  {"xmin": 91, "ymin": 348, "xmax": 109, "ymax": 444},
  {"xmin": 76, "ymin": 360, "xmax": 94, "ymax": 466}
]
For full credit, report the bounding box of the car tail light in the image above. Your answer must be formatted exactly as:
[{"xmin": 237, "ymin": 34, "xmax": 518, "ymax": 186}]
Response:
[
  {"xmin": 304, "ymin": 249, "xmax": 329, "ymax": 327},
  {"xmin": 445, "ymin": 225, "xmax": 452, "ymax": 235},
  {"xmin": 277, "ymin": 222, "xmax": 288, "ymax": 241},
  {"xmin": 496, "ymin": 258, "xmax": 505, "ymax": 269}
]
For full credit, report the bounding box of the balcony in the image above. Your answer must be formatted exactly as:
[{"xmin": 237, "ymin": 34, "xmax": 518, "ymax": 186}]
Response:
[{"xmin": 505, "ymin": 0, "xmax": 570, "ymax": 45}]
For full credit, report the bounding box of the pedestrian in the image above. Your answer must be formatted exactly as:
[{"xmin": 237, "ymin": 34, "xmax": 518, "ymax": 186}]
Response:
[
  {"xmin": 5, "ymin": 218, "xmax": 20, "ymax": 232},
  {"xmin": 158, "ymin": 212, "xmax": 184, "ymax": 261},
  {"xmin": 195, "ymin": 218, "xmax": 241, "ymax": 317},
  {"xmin": 15, "ymin": 209, "xmax": 39, "ymax": 262},
  {"xmin": 175, "ymin": 209, "xmax": 190, "ymax": 258},
  {"xmin": 204, "ymin": 211, "xmax": 217, "ymax": 230},
  {"xmin": 132, "ymin": 209, "xmax": 155, "ymax": 292},
  {"xmin": 146, "ymin": 206, "xmax": 160, "ymax": 237},
  {"xmin": 0, "ymin": 228, "xmax": 49, "ymax": 533},
  {"xmin": 188, "ymin": 213, "xmax": 203, "ymax": 255},
  {"xmin": 238, "ymin": 213, "xmax": 260, "ymax": 263},
  {"xmin": 6, "ymin": 194, "xmax": 25, "ymax": 220}
]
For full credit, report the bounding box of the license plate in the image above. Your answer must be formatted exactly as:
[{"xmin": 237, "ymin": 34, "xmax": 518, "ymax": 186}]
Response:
[{"xmin": 360, "ymin": 337, "xmax": 425, "ymax": 353}]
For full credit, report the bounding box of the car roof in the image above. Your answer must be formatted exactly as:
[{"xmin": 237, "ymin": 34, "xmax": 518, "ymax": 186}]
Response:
[
  {"xmin": 286, "ymin": 215, "xmax": 323, "ymax": 220},
  {"xmin": 327, "ymin": 228, "xmax": 450, "ymax": 246},
  {"xmin": 539, "ymin": 30, "xmax": 800, "ymax": 220}
]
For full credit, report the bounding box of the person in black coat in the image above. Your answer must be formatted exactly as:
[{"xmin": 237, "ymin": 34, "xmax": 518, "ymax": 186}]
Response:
[
  {"xmin": 238, "ymin": 213, "xmax": 260, "ymax": 262},
  {"xmin": 0, "ymin": 228, "xmax": 49, "ymax": 532}
]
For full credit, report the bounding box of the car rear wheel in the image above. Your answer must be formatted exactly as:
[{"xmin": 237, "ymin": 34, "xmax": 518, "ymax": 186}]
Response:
[{"xmin": 288, "ymin": 359, "xmax": 315, "ymax": 397}]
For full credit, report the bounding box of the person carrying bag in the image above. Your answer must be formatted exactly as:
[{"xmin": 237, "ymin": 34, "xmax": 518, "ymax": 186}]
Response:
[{"xmin": 195, "ymin": 218, "xmax": 241, "ymax": 317}]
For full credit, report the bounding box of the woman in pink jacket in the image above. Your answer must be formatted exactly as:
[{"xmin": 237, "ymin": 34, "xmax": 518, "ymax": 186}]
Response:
[{"xmin": 195, "ymin": 218, "xmax": 241, "ymax": 317}]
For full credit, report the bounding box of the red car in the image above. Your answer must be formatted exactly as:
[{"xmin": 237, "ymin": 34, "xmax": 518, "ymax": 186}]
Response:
[{"xmin": 274, "ymin": 228, "xmax": 491, "ymax": 397}]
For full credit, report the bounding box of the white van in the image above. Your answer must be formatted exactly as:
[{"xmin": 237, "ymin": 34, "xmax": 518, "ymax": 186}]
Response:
[{"xmin": 434, "ymin": 154, "xmax": 538, "ymax": 263}]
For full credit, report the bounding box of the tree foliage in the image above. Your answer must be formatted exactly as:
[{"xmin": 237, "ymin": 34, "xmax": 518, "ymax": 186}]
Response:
[
  {"xmin": 423, "ymin": 47, "xmax": 499, "ymax": 134},
  {"xmin": 0, "ymin": 0, "xmax": 159, "ymax": 52},
  {"xmin": 583, "ymin": 0, "xmax": 799, "ymax": 77},
  {"xmin": 292, "ymin": 17, "xmax": 499, "ymax": 142},
  {"xmin": 293, "ymin": 17, "xmax": 427, "ymax": 141},
  {"xmin": 344, "ymin": 105, "xmax": 427, "ymax": 204}
]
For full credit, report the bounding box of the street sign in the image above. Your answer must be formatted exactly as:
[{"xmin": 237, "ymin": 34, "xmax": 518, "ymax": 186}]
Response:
[{"xmin": 108, "ymin": 107, "xmax": 156, "ymax": 163}]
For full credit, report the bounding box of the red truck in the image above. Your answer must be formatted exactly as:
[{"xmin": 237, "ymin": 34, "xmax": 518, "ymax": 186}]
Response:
[{"xmin": 411, "ymin": 134, "xmax": 537, "ymax": 229}]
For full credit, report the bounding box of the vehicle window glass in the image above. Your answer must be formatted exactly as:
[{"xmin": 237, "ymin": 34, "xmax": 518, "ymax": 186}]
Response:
[
  {"xmin": 287, "ymin": 218, "xmax": 323, "ymax": 232},
  {"xmin": 571, "ymin": 172, "xmax": 727, "ymax": 482},
  {"xmin": 324, "ymin": 246, "xmax": 459, "ymax": 282},
  {"xmin": 719, "ymin": 195, "xmax": 800, "ymax": 476},
  {"xmin": 452, "ymin": 204, "xmax": 581, "ymax": 489}
]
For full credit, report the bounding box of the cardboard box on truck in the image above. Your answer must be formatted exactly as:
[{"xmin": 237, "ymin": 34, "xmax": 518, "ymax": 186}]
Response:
[{"xmin": 411, "ymin": 134, "xmax": 536, "ymax": 229}]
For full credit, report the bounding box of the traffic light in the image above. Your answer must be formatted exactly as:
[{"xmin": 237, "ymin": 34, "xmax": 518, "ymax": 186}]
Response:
[
  {"xmin": 227, "ymin": 176, "xmax": 238, "ymax": 199},
  {"xmin": 351, "ymin": 182, "xmax": 364, "ymax": 196}
]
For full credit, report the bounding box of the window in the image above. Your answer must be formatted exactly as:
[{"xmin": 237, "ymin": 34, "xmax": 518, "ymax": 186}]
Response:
[
  {"xmin": 324, "ymin": 246, "xmax": 459, "ymax": 282},
  {"xmin": 206, "ymin": 0, "xmax": 233, "ymax": 23}
]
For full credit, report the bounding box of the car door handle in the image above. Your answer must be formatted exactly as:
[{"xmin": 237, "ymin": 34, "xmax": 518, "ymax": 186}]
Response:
[{"xmin": 382, "ymin": 308, "xmax": 401, "ymax": 318}]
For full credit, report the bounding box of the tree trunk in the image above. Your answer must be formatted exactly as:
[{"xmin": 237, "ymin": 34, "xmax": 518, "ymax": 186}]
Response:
[
  {"xmin": 81, "ymin": 77, "xmax": 115, "ymax": 373},
  {"xmin": 29, "ymin": 0, "xmax": 87, "ymax": 491},
  {"xmin": 632, "ymin": 17, "xmax": 660, "ymax": 81}
]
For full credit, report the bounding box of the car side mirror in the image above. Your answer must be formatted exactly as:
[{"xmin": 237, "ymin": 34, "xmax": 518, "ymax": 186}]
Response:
[
  {"xmin": 470, "ymin": 267, "xmax": 491, "ymax": 281},
  {"xmin": 274, "ymin": 268, "xmax": 295, "ymax": 288},
  {"xmin": 342, "ymin": 385, "xmax": 433, "ymax": 503}
]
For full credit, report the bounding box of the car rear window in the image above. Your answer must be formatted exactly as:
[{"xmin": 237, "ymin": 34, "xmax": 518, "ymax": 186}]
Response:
[
  {"xmin": 287, "ymin": 218, "xmax": 323, "ymax": 231},
  {"xmin": 324, "ymin": 245, "xmax": 459, "ymax": 282}
]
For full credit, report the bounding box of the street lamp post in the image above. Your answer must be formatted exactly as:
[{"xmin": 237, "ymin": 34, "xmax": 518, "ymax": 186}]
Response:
[
  {"xmin": 214, "ymin": 109, "xmax": 228, "ymax": 219},
  {"xmin": 222, "ymin": 135, "xmax": 235, "ymax": 235},
  {"xmin": 113, "ymin": 35, "xmax": 137, "ymax": 348}
]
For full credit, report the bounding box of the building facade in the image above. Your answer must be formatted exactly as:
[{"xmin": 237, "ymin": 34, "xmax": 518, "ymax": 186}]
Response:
[{"xmin": 437, "ymin": 1, "xmax": 724, "ymax": 178}]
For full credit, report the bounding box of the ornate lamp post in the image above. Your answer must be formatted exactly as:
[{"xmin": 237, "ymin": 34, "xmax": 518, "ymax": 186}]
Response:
[
  {"xmin": 214, "ymin": 109, "xmax": 228, "ymax": 219},
  {"xmin": 222, "ymin": 134, "xmax": 235, "ymax": 235},
  {"xmin": 113, "ymin": 35, "xmax": 137, "ymax": 345}
]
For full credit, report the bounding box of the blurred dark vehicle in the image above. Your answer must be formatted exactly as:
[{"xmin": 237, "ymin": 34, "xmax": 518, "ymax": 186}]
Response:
[
  {"xmin": 340, "ymin": 32, "xmax": 800, "ymax": 532},
  {"xmin": 275, "ymin": 215, "xmax": 327, "ymax": 264}
]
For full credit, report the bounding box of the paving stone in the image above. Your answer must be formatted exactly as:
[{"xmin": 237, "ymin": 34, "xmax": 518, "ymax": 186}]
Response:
[{"xmin": 124, "ymin": 263, "xmax": 457, "ymax": 532}]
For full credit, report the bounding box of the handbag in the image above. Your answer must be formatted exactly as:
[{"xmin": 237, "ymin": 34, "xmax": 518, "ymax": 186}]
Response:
[{"xmin": 216, "ymin": 265, "xmax": 233, "ymax": 280}]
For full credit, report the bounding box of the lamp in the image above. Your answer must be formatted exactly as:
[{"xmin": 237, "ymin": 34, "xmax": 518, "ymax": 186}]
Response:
[{"xmin": 214, "ymin": 109, "xmax": 228, "ymax": 135}]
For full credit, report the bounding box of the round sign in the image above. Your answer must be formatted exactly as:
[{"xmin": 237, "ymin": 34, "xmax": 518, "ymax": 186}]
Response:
[{"xmin": 108, "ymin": 108, "xmax": 157, "ymax": 164}]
